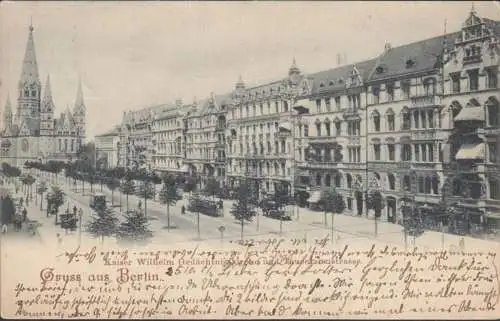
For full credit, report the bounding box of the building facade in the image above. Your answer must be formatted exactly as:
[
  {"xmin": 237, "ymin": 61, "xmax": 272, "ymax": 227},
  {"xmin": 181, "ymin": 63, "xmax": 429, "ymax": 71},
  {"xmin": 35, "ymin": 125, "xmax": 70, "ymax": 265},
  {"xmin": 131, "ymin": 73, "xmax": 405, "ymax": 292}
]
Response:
[
  {"xmin": 115, "ymin": 10, "xmax": 499, "ymax": 226},
  {"xmin": 94, "ymin": 125, "xmax": 121, "ymax": 169},
  {"xmin": 0, "ymin": 24, "xmax": 86, "ymax": 167}
]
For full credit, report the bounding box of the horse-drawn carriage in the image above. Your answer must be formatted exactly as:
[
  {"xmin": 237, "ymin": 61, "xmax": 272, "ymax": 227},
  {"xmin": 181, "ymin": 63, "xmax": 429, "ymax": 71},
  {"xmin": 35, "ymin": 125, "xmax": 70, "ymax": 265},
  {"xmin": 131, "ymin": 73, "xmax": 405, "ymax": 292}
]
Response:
[{"xmin": 260, "ymin": 197, "xmax": 292, "ymax": 221}]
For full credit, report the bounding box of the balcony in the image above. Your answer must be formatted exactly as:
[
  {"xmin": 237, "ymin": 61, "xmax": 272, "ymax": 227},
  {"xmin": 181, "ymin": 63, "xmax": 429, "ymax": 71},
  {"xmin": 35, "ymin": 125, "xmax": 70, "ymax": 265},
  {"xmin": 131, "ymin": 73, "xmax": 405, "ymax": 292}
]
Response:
[
  {"xmin": 411, "ymin": 129, "xmax": 436, "ymax": 141},
  {"xmin": 463, "ymin": 55, "xmax": 482, "ymax": 65},
  {"xmin": 307, "ymin": 160, "xmax": 338, "ymax": 170},
  {"xmin": 410, "ymin": 95, "xmax": 440, "ymax": 108},
  {"xmin": 398, "ymin": 161, "xmax": 412, "ymax": 169}
]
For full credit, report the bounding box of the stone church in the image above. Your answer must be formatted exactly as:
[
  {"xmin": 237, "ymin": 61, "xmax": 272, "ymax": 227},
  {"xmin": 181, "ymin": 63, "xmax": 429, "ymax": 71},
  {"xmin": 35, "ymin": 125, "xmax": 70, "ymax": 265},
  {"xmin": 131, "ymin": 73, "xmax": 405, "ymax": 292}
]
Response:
[{"xmin": 0, "ymin": 24, "xmax": 86, "ymax": 167}]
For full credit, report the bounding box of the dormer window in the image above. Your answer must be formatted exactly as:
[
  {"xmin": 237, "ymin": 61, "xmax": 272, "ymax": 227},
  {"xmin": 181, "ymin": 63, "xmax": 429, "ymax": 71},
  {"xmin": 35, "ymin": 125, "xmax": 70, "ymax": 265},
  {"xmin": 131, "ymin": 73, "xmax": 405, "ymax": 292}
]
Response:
[
  {"xmin": 338, "ymin": 79, "xmax": 343, "ymax": 84},
  {"xmin": 406, "ymin": 59, "xmax": 415, "ymax": 68},
  {"xmin": 376, "ymin": 66, "xmax": 384, "ymax": 74},
  {"xmin": 320, "ymin": 82, "xmax": 325, "ymax": 88},
  {"xmin": 329, "ymin": 81, "xmax": 334, "ymax": 86}
]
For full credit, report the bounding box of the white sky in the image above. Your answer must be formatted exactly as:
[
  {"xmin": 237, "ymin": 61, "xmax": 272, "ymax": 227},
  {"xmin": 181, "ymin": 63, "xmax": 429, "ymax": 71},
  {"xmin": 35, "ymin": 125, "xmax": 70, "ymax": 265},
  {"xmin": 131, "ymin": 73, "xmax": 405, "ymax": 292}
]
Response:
[{"xmin": 1, "ymin": 1, "xmax": 499, "ymax": 139}]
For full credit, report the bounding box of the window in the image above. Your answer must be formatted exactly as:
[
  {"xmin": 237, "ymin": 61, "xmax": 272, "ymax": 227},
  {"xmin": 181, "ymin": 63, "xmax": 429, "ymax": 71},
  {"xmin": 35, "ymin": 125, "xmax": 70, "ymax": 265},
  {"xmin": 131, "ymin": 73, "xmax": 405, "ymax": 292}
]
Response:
[
  {"xmin": 488, "ymin": 103, "xmax": 499, "ymax": 127},
  {"xmin": 402, "ymin": 111, "xmax": 411, "ymax": 130},
  {"xmin": 374, "ymin": 144, "xmax": 381, "ymax": 161},
  {"xmin": 347, "ymin": 198, "xmax": 352, "ymax": 210},
  {"xmin": 347, "ymin": 174, "xmax": 352, "ymax": 188},
  {"xmin": 275, "ymin": 101, "xmax": 279, "ymax": 113},
  {"xmin": 424, "ymin": 79, "xmax": 436, "ymax": 95},
  {"xmin": 386, "ymin": 83, "xmax": 394, "ymax": 101},
  {"xmin": 450, "ymin": 73, "xmax": 460, "ymax": 93},
  {"xmin": 325, "ymin": 98, "xmax": 331, "ymax": 111},
  {"xmin": 414, "ymin": 144, "xmax": 420, "ymax": 161},
  {"xmin": 413, "ymin": 110, "xmax": 419, "ymax": 129},
  {"xmin": 304, "ymin": 125, "xmax": 309, "ymax": 137},
  {"xmin": 402, "ymin": 144, "xmax": 412, "ymax": 161},
  {"xmin": 316, "ymin": 174, "xmax": 322, "ymax": 186},
  {"xmin": 24, "ymin": 89, "xmax": 29, "ymax": 97},
  {"xmin": 283, "ymin": 101, "xmax": 289, "ymax": 112},
  {"xmin": 388, "ymin": 174, "xmax": 395, "ymax": 190},
  {"xmin": 281, "ymin": 140, "xmax": 286, "ymax": 153},
  {"xmin": 335, "ymin": 122, "xmax": 341, "ymax": 136},
  {"xmin": 468, "ymin": 69, "xmax": 479, "ymax": 91},
  {"xmin": 31, "ymin": 90, "xmax": 36, "ymax": 97},
  {"xmin": 335, "ymin": 96, "xmax": 341, "ymax": 110},
  {"xmin": 487, "ymin": 68, "xmax": 498, "ymax": 89},
  {"xmin": 387, "ymin": 114, "xmax": 395, "ymax": 131},
  {"xmin": 316, "ymin": 99, "xmax": 321, "ymax": 113},
  {"xmin": 372, "ymin": 86, "xmax": 380, "ymax": 104},
  {"xmin": 428, "ymin": 110, "xmax": 434, "ymax": 128},
  {"xmin": 489, "ymin": 142, "xmax": 497, "ymax": 163},
  {"xmin": 401, "ymin": 81, "xmax": 410, "ymax": 99},
  {"xmin": 421, "ymin": 144, "xmax": 427, "ymax": 162},
  {"xmin": 259, "ymin": 104, "xmax": 263, "ymax": 115},
  {"xmin": 335, "ymin": 174, "xmax": 341, "ymax": 187},
  {"xmin": 316, "ymin": 123, "xmax": 321, "ymax": 136},
  {"xmin": 490, "ymin": 179, "xmax": 500, "ymax": 200},
  {"xmin": 325, "ymin": 174, "xmax": 331, "ymax": 187},
  {"xmin": 421, "ymin": 111, "xmax": 427, "ymax": 129},
  {"xmin": 403, "ymin": 175, "xmax": 411, "ymax": 191},
  {"xmin": 388, "ymin": 144, "xmax": 395, "ymax": 161},
  {"xmin": 325, "ymin": 122, "xmax": 331, "ymax": 136},
  {"xmin": 373, "ymin": 112, "xmax": 380, "ymax": 132}
]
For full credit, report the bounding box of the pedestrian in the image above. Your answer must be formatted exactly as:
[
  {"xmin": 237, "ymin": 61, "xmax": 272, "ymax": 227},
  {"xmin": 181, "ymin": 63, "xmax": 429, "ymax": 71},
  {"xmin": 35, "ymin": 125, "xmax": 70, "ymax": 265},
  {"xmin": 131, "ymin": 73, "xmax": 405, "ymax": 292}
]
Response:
[
  {"xmin": 181, "ymin": 205, "xmax": 185, "ymax": 215},
  {"xmin": 57, "ymin": 233, "xmax": 63, "ymax": 246},
  {"xmin": 22, "ymin": 207, "xmax": 27, "ymax": 222},
  {"xmin": 73, "ymin": 205, "xmax": 77, "ymax": 216},
  {"xmin": 459, "ymin": 237, "xmax": 465, "ymax": 250},
  {"xmin": 1, "ymin": 223, "xmax": 7, "ymax": 234}
]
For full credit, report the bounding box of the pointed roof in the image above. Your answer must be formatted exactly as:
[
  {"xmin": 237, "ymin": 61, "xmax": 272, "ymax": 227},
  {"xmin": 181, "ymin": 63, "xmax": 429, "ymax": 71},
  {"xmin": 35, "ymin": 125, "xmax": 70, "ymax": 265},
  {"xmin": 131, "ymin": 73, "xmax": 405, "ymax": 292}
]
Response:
[
  {"xmin": 289, "ymin": 57, "xmax": 300, "ymax": 75},
  {"xmin": 4, "ymin": 95, "xmax": 12, "ymax": 116},
  {"xmin": 19, "ymin": 23, "xmax": 40, "ymax": 86},
  {"xmin": 74, "ymin": 77, "xmax": 85, "ymax": 111},
  {"xmin": 42, "ymin": 75, "xmax": 55, "ymax": 111}
]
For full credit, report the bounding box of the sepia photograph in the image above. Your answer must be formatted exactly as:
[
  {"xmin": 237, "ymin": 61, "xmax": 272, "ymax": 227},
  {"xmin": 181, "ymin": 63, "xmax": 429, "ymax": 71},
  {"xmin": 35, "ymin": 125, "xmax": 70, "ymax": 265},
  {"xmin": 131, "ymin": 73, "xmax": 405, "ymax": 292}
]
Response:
[{"xmin": 1, "ymin": 1, "xmax": 499, "ymax": 319}]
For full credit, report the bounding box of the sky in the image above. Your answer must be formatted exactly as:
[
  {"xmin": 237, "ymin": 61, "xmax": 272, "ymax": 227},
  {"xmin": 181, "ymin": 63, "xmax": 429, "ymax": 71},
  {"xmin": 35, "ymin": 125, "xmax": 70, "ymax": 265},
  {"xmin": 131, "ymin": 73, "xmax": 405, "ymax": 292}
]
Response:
[{"xmin": 1, "ymin": 1, "xmax": 499, "ymax": 139}]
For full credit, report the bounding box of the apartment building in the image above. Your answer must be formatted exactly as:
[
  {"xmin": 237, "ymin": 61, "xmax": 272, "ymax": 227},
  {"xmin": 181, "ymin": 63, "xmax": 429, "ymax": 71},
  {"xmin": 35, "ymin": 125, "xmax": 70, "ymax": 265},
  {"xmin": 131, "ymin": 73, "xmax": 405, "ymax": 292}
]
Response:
[
  {"xmin": 150, "ymin": 100, "xmax": 189, "ymax": 174},
  {"xmin": 94, "ymin": 125, "xmax": 121, "ymax": 169},
  {"xmin": 225, "ymin": 60, "xmax": 313, "ymax": 198}
]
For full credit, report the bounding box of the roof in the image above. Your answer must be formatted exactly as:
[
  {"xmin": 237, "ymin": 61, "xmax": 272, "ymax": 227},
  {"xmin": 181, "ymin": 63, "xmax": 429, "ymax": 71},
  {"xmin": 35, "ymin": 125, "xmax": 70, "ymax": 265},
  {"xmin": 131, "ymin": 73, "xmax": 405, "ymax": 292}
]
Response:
[
  {"xmin": 368, "ymin": 32, "xmax": 459, "ymax": 81},
  {"xmin": 95, "ymin": 125, "xmax": 120, "ymax": 137},
  {"xmin": 483, "ymin": 18, "xmax": 500, "ymax": 38},
  {"xmin": 308, "ymin": 59, "xmax": 376, "ymax": 94},
  {"xmin": 19, "ymin": 25, "xmax": 40, "ymax": 86},
  {"xmin": 196, "ymin": 92, "xmax": 234, "ymax": 116}
]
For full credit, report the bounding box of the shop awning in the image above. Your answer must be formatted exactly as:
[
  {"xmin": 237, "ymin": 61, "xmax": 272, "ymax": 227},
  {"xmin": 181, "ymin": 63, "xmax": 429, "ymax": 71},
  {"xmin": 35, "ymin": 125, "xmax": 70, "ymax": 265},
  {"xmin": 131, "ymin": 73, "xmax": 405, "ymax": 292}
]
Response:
[
  {"xmin": 279, "ymin": 122, "xmax": 292, "ymax": 132},
  {"xmin": 307, "ymin": 190, "xmax": 321, "ymax": 203},
  {"xmin": 455, "ymin": 143, "xmax": 485, "ymax": 160},
  {"xmin": 454, "ymin": 107, "xmax": 485, "ymax": 122}
]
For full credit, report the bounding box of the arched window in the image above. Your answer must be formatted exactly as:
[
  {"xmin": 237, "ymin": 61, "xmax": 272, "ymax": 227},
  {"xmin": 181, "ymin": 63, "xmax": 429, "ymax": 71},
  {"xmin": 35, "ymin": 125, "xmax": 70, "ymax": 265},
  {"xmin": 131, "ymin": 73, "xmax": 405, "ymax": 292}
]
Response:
[
  {"xmin": 424, "ymin": 177, "xmax": 432, "ymax": 194},
  {"xmin": 346, "ymin": 174, "xmax": 352, "ymax": 188},
  {"xmin": 335, "ymin": 173, "xmax": 342, "ymax": 187},
  {"xmin": 401, "ymin": 107, "xmax": 411, "ymax": 130},
  {"xmin": 403, "ymin": 175, "xmax": 411, "ymax": 191},
  {"xmin": 418, "ymin": 176, "xmax": 425, "ymax": 193},
  {"xmin": 325, "ymin": 174, "xmax": 331, "ymax": 187},
  {"xmin": 432, "ymin": 176, "xmax": 439, "ymax": 195},
  {"xmin": 388, "ymin": 173, "xmax": 395, "ymax": 190}
]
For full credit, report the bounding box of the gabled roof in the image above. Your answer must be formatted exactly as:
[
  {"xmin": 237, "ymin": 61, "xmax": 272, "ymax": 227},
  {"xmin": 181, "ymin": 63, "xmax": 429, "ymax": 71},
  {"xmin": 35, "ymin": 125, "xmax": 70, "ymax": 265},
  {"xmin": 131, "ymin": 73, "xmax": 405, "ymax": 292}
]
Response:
[{"xmin": 368, "ymin": 32, "xmax": 459, "ymax": 81}]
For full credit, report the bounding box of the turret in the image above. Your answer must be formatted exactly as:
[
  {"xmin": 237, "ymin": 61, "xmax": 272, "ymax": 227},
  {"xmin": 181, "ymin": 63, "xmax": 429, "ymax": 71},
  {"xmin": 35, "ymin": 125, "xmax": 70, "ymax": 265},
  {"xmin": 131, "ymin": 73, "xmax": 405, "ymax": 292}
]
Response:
[{"xmin": 40, "ymin": 75, "xmax": 55, "ymax": 136}]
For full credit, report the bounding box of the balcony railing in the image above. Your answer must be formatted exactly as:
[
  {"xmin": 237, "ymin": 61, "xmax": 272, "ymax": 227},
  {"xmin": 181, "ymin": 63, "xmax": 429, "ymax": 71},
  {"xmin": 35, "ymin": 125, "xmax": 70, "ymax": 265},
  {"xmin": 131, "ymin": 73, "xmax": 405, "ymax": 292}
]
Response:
[
  {"xmin": 463, "ymin": 55, "xmax": 482, "ymax": 65},
  {"xmin": 410, "ymin": 95, "xmax": 440, "ymax": 108},
  {"xmin": 411, "ymin": 129, "xmax": 436, "ymax": 140}
]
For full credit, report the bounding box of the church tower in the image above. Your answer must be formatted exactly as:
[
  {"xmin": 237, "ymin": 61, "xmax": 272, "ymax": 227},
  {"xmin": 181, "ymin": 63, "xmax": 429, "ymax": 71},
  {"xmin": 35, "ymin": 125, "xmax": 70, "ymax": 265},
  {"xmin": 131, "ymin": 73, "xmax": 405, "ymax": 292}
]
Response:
[
  {"xmin": 2, "ymin": 95, "xmax": 13, "ymax": 132},
  {"xmin": 73, "ymin": 78, "xmax": 86, "ymax": 147},
  {"xmin": 40, "ymin": 75, "xmax": 55, "ymax": 136},
  {"xmin": 17, "ymin": 23, "xmax": 41, "ymax": 135}
]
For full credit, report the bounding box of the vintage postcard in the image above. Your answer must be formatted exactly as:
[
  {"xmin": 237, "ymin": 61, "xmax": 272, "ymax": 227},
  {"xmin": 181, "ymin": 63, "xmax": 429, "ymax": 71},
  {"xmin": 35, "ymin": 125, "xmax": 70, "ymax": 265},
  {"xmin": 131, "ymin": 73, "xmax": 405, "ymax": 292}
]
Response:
[{"xmin": 1, "ymin": 1, "xmax": 500, "ymax": 319}]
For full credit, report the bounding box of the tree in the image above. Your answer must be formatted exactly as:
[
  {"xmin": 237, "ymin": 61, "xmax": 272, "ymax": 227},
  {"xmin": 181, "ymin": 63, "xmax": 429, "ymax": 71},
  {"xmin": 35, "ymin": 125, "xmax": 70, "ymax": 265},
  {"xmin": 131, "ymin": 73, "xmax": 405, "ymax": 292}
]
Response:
[
  {"xmin": 319, "ymin": 187, "xmax": 345, "ymax": 242},
  {"xmin": 86, "ymin": 203, "xmax": 119, "ymax": 244},
  {"xmin": 184, "ymin": 176, "xmax": 198, "ymax": 194},
  {"xmin": 105, "ymin": 176, "xmax": 120, "ymax": 206},
  {"xmin": 36, "ymin": 181, "xmax": 48, "ymax": 209},
  {"xmin": 47, "ymin": 186, "xmax": 65, "ymax": 222},
  {"xmin": 204, "ymin": 177, "xmax": 221, "ymax": 200},
  {"xmin": 120, "ymin": 176, "xmax": 135, "ymax": 212},
  {"xmin": 116, "ymin": 209, "xmax": 153, "ymax": 245},
  {"xmin": 230, "ymin": 180, "xmax": 257, "ymax": 241},
  {"xmin": 159, "ymin": 174, "xmax": 181, "ymax": 231},
  {"xmin": 367, "ymin": 190, "xmax": 385, "ymax": 218}
]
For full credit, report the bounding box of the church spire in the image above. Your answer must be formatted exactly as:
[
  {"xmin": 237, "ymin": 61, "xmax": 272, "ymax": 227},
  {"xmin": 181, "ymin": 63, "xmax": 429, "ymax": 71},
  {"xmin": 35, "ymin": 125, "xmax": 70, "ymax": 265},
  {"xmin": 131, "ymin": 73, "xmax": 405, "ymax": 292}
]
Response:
[
  {"xmin": 3, "ymin": 94, "xmax": 13, "ymax": 129},
  {"xmin": 19, "ymin": 22, "xmax": 40, "ymax": 87},
  {"xmin": 42, "ymin": 75, "xmax": 55, "ymax": 112},
  {"xmin": 74, "ymin": 77, "xmax": 85, "ymax": 111}
]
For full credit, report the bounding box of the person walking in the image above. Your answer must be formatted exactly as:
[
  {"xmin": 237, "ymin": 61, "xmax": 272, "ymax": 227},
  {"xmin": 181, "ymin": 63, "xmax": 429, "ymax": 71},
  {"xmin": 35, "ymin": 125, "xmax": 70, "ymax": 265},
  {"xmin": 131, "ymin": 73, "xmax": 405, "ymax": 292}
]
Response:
[{"xmin": 73, "ymin": 205, "xmax": 77, "ymax": 216}]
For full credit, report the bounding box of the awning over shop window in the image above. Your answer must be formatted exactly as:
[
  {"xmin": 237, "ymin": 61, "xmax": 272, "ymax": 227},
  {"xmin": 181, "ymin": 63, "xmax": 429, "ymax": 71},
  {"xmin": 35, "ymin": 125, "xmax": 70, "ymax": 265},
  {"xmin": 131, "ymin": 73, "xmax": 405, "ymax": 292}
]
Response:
[
  {"xmin": 307, "ymin": 190, "xmax": 321, "ymax": 203},
  {"xmin": 454, "ymin": 107, "xmax": 485, "ymax": 122},
  {"xmin": 279, "ymin": 122, "xmax": 292, "ymax": 132},
  {"xmin": 455, "ymin": 143, "xmax": 485, "ymax": 160}
]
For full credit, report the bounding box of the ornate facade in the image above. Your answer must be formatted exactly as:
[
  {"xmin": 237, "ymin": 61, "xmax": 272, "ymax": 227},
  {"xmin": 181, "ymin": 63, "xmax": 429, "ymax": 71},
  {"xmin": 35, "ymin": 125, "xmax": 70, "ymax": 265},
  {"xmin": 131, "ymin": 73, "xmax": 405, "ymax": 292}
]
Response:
[
  {"xmin": 1, "ymin": 25, "xmax": 86, "ymax": 167},
  {"xmin": 114, "ymin": 10, "xmax": 499, "ymax": 227}
]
